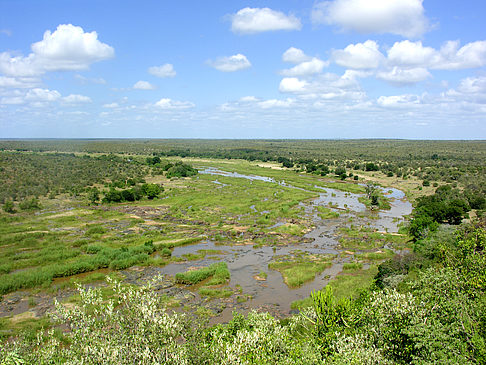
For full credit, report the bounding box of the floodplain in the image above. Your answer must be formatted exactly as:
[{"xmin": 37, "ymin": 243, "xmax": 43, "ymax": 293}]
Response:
[{"xmin": 0, "ymin": 151, "xmax": 414, "ymax": 334}]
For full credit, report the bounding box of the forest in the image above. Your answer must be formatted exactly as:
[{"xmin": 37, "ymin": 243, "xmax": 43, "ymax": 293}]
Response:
[{"xmin": 0, "ymin": 139, "xmax": 484, "ymax": 364}]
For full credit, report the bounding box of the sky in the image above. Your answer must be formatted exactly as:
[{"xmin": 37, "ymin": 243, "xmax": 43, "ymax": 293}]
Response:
[{"xmin": 0, "ymin": 0, "xmax": 485, "ymax": 139}]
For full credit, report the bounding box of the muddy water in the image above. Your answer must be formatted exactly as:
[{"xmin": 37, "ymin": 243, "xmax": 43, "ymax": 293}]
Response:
[{"xmin": 160, "ymin": 168, "xmax": 413, "ymax": 320}]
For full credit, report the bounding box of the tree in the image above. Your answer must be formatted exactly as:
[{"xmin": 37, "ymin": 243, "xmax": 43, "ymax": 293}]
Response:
[
  {"xmin": 365, "ymin": 182, "xmax": 378, "ymax": 199},
  {"xmin": 335, "ymin": 166, "xmax": 347, "ymax": 180},
  {"xmin": 3, "ymin": 200, "xmax": 15, "ymax": 213},
  {"xmin": 142, "ymin": 184, "xmax": 163, "ymax": 199},
  {"xmin": 87, "ymin": 188, "xmax": 100, "ymax": 205}
]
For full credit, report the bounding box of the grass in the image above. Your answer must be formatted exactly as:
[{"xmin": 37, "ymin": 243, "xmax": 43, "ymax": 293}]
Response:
[
  {"xmin": 291, "ymin": 265, "xmax": 378, "ymax": 310},
  {"xmin": 338, "ymin": 225, "xmax": 410, "ymax": 250},
  {"xmin": 358, "ymin": 196, "xmax": 391, "ymax": 210},
  {"xmin": 317, "ymin": 206, "xmax": 340, "ymax": 219},
  {"xmin": 342, "ymin": 262, "xmax": 363, "ymax": 271},
  {"xmin": 175, "ymin": 262, "xmax": 230, "ymax": 285},
  {"xmin": 269, "ymin": 251, "xmax": 335, "ymax": 288},
  {"xmin": 355, "ymin": 249, "xmax": 395, "ymax": 261},
  {"xmin": 198, "ymin": 287, "xmax": 232, "ymax": 298},
  {"xmin": 328, "ymin": 265, "xmax": 378, "ymax": 299}
]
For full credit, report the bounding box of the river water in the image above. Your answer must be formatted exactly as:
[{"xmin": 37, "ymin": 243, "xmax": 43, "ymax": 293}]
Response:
[{"xmin": 162, "ymin": 167, "xmax": 413, "ymax": 320}]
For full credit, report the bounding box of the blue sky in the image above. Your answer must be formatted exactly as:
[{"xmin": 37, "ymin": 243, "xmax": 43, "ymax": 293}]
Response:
[{"xmin": 1, "ymin": 0, "xmax": 485, "ymax": 139}]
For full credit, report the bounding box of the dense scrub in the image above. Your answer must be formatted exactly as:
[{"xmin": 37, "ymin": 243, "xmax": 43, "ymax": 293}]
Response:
[
  {"xmin": 1, "ymin": 139, "xmax": 485, "ymax": 188},
  {"xmin": 1, "ymin": 221, "xmax": 484, "ymax": 364},
  {"xmin": 0, "ymin": 152, "xmax": 147, "ymax": 203}
]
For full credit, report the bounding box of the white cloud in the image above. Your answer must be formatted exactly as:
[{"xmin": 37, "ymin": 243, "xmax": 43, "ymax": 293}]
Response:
[
  {"xmin": 281, "ymin": 58, "xmax": 328, "ymax": 77},
  {"xmin": 282, "ymin": 47, "xmax": 311, "ymax": 64},
  {"xmin": 433, "ymin": 40, "xmax": 486, "ymax": 70},
  {"xmin": 63, "ymin": 94, "xmax": 92, "ymax": 103},
  {"xmin": 377, "ymin": 67, "xmax": 431, "ymax": 84},
  {"xmin": 208, "ymin": 54, "xmax": 251, "ymax": 72},
  {"xmin": 103, "ymin": 102, "xmax": 119, "ymax": 108},
  {"xmin": 312, "ymin": 0, "xmax": 430, "ymax": 38},
  {"xmin": 0, "ymin": 96, "xmax": 24, "ymax": 105},
  {"xmin": 377, "ymin": 94, "xmax": 422, "ymax": 108},
  {"xmin": 240, "ymin": 96, "xmax": 259, "ymax": 102},
  {"xmin": 0, "ymin": 24, "xmax": 114, "ymax": 77},
  {"xmin": 0, "ymin": 76, "xmax": 39, "ymax": 88},
  {"xmin": 258, "ymin": 98, "xmax": 294, "ymax": 109},
  {"xmin": 25, "ymin": 88, "xmax": 61, "ymax": 102},
  {"xmin": 154, "ymin": 98, "xmax": 195, "ymax": 109},
  {"xmin": 457, "ymin": 76, "xmax": 486, "ymax": 94},
  {"xmin": 332, "ymin": 40, "xmax": 384, "ymax": 69},
  {"xmin": 279, "ymin": 77, "xmax": 308, "ymax": 93},
  {"xmin": 387, "ymin": 40, "xmax": 436, "ymax": 67},
  {"xmin": 133, "ymin": 80, "xmax": 155, "ymax": 90},
  {"xmin": 230, "ymin": 7, "xmax": 302, "ymax": 34},
  {"xmin": 387, "ymin": 40, "xmax": 486, "ymax": 70},
  {"xmin": 148, "ymin": 64, "xmax": 176, "ymax": 78}
]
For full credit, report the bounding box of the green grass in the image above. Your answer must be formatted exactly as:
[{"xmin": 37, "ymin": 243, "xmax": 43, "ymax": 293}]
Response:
[
  {"xmin": 317, "ymin": 206, "xmax": 340, "ymax": 219},
  {"xmin": 269, "ymin": 252, "xmax": 334, "ymax": 288},
  {"xmin": 175, "ymin": 262, "xmax": 230, "ymax": 285},
  {"xmin": 328, "ymin": 266, "xmax": 378, "ymax": 299},
  {"xmin": 342, "ymin": 262, "xmax": 363, "ymax": 271},
  {"xmin": 338, "ymin": 225, "xmax": 410, "ymax": 250},
  {"xmin": 198, "ymin": 287, "xmax": 232, "ymax": 298},
  {"xmin": 291, "ymin": 265, "xmax": 378, "ymax": 310},
  {"xmin": 355, "ymin": 249, "xmax": 395, "ymax": 261}
]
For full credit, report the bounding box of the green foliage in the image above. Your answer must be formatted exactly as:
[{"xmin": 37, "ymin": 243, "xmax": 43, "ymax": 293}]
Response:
[
  {"xmin": 269, "ymin": 252, "xmax": 333, "ymax": 288},
  {"xmin": 2, "ymin": 201, "xmax": 15, "ymax": 214},
  {"xmin": 334, "ymin": 166, "xmax": 347, "ymax": 180},
  {"xmin": 141, "ymin": 183, "xmax": 163, "ymax": 199},
  {"xmin": 0, "ymin": 241, "xmax": 155, "ymax": 295},
  {"xmin": 175, "ymin": 262, "xmax": 229, "ymax": 285},
  {"xmin": 0, "ymin": 151, "xmax": 146, "ymax": 203},
  {"xmin": 166, "ymin": 162, "xmax": 198, "ymax": 178},
  {"xmin": 18, "ymin": 198, "xmax": 41, "ymax": 211},
  {"xmin": 409, "ymin": 185, "xmax": 473, "ymax": 240}
]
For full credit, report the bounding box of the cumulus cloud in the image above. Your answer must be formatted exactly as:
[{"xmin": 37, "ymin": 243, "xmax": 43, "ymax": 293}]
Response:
[
  {"xmin": 332, "ymin": 40, "xmax": 384, "ymax": 69},
  {"xmin": 457, "ymin": 76, "xmax": 486, "ymax": 94},
  {"xmin": 312, "ymin": 0, "xmax": 430, "ymax": 38},
  {"xmin": 154, "ymin": 98, "xmax": 195, "ymax": 109},
  {"xmin": 208, "ymin": 54, "xmax": 251, "ymax": 72},
  {"xmin": 25, "ymin": 88, "xmax": 61, "ymax": 102},
  {"xmin": 281, "ymin": 58, "xmax": 328, "ymax": 76},
  {"xmin": 432, "ymin": 40, "xmax": 486, "ymax": 70},
  {"xmin": 230, "ymin": 7, "xmax": 302, "ymax": 34},
  {"xmin": 148, "ymin": 64, "xmax": 176, "ymax": 78},
  {"xmin": 387, "ymin": 40, "xmax": 436, "ymax": 67},
  {"xmin": 377, "ymin": 67, "xmax": 431, "ymax": 84},
  {"xmin": 279, "ymin": 77, "xmax": 308, "ymax": 93},
  {"xmin": 387, "ymin": 40, "xmax": 486, "ymax": 70},
  {"xmin": 0, "ymin": 24, "xmax": 114, "ymax": 78},
  {"xmin": 282, "ymin": 47, "xmax": 311, "ymax": 64},
  {"xmin": 62, "ymin": 94, "xmax": 92, "ymax": 103},
  {"xmin": 133, "ymin": 80, "xmax": 155, "ymax": 90},
  {"xmin": 377, "ymin": 94, "xmax": 422, "ymax": 108}
]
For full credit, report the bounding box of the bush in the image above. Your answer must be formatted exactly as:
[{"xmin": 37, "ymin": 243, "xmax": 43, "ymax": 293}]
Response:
[
  {"xmin": 19, "ymin": 198, "xmax": 41, "ymax": 211},
  {"xmin": 2, "ymin": 201, "xmax": 15, "ymax": 214},
  {"xmin": 166, "ymin": 162, "xmax": 198, "ymax": 178}
]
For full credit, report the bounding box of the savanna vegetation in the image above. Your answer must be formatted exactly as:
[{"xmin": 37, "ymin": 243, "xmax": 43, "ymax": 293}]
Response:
[{"xmin": 0, "ymin": 139, "xmax": 484, "ymax": 364}]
